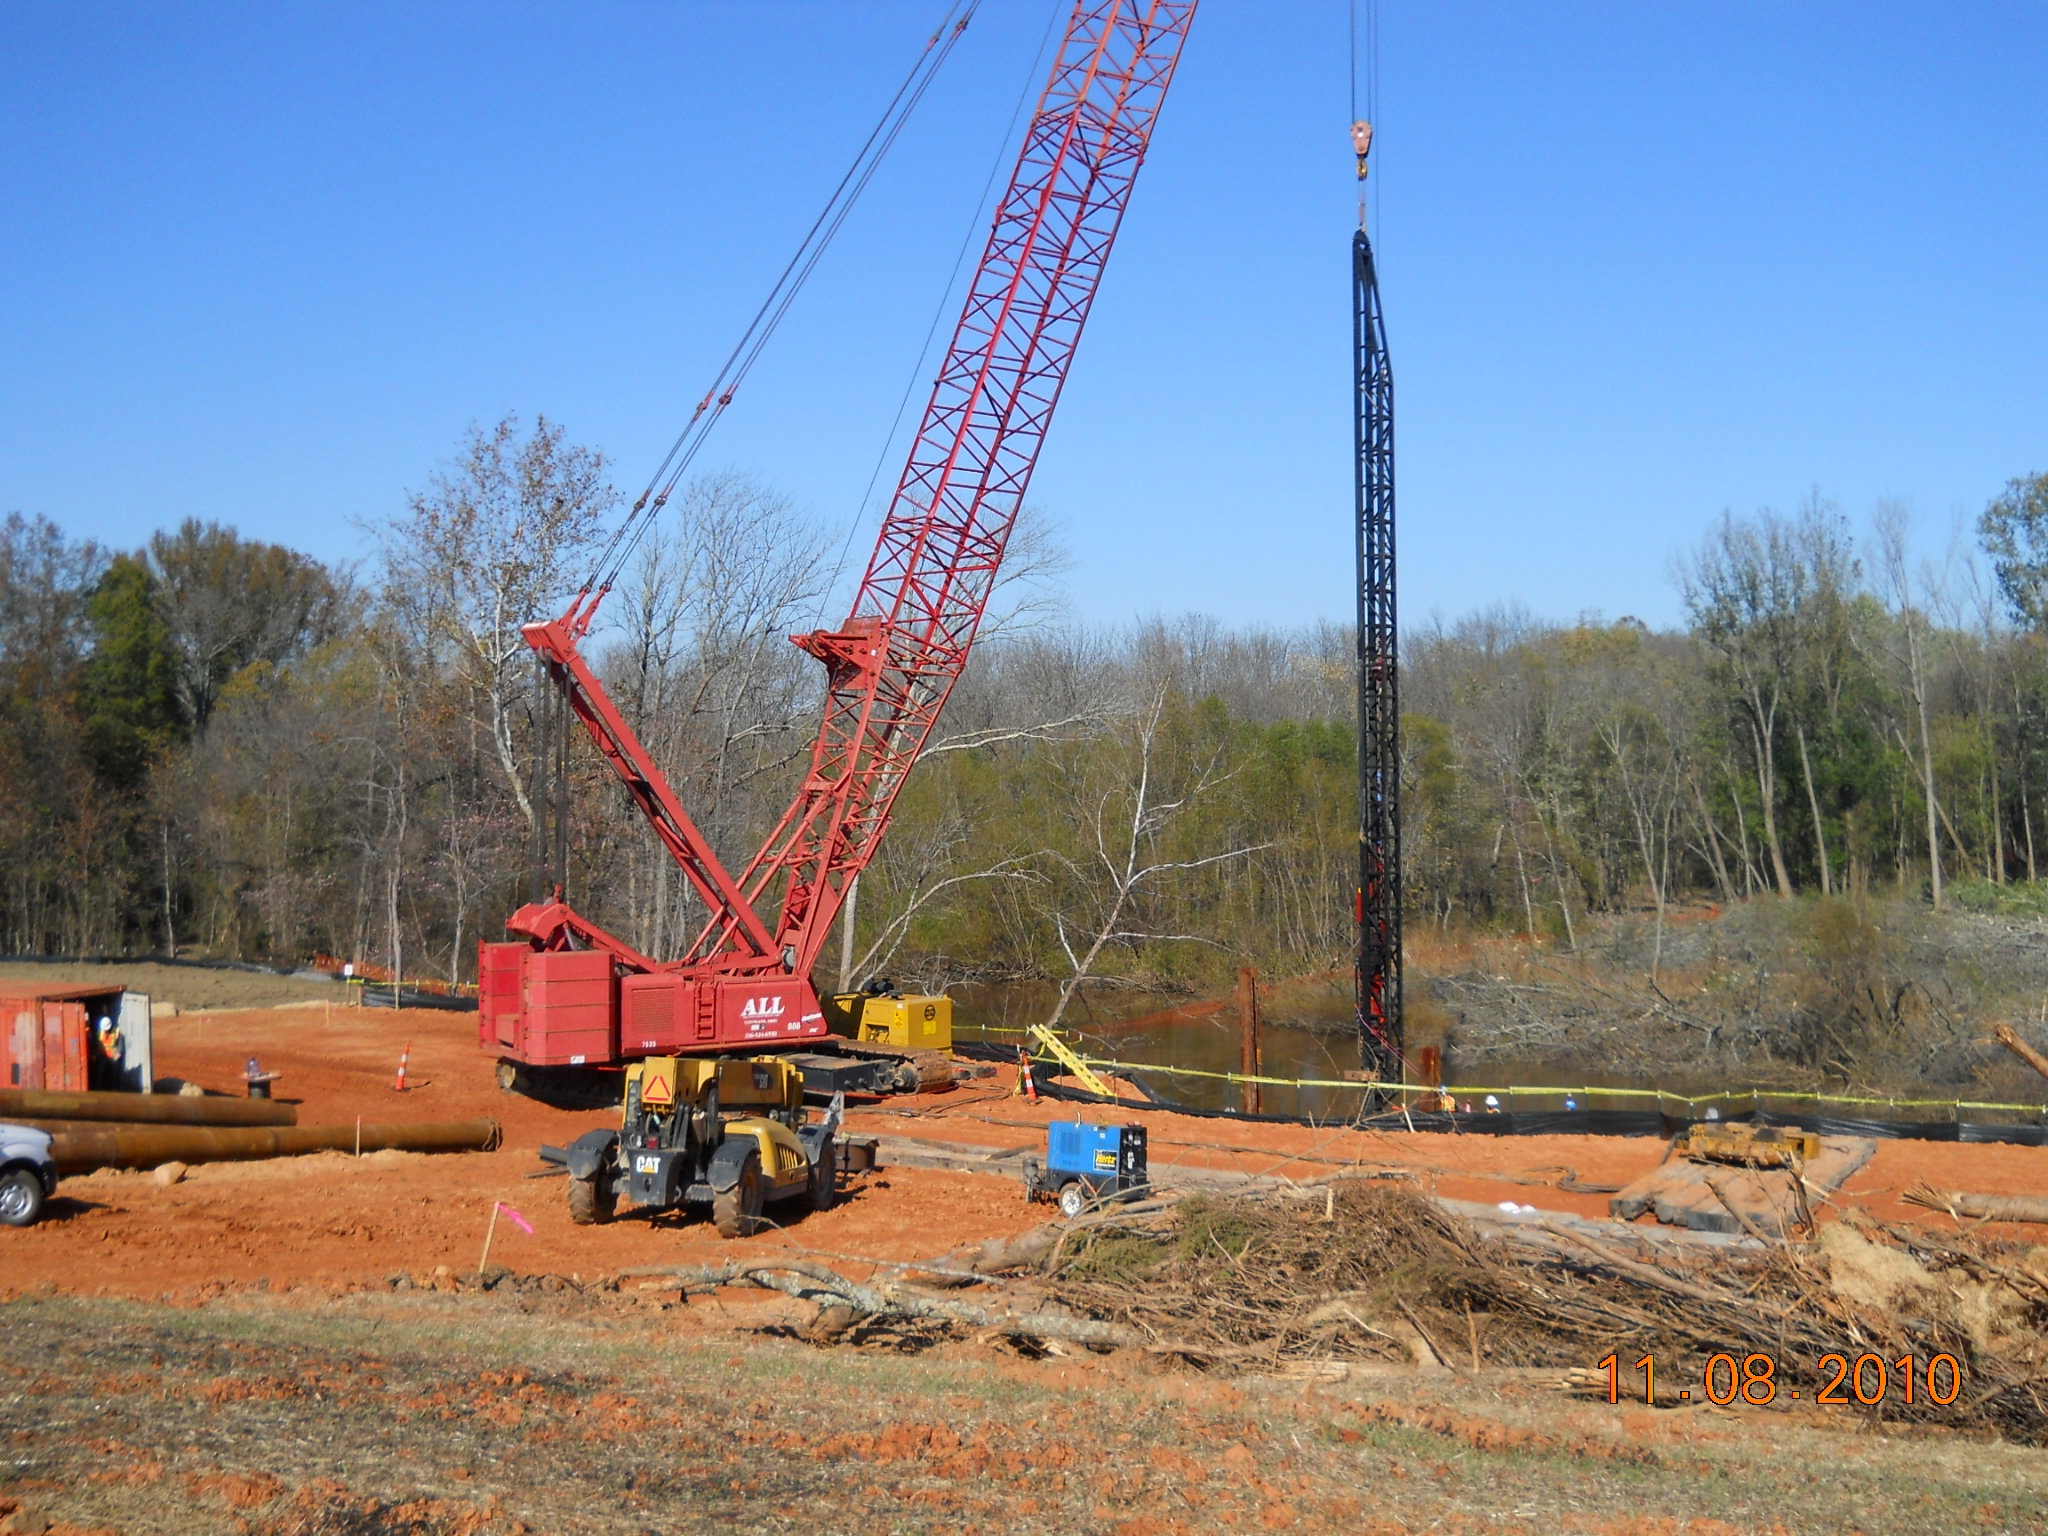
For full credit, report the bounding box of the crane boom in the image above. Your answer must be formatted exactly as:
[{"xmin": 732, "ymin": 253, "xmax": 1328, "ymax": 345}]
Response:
[
  {"xmin": 485, "ymin": 1, "xmax": 1196, "ymax": 1069},
  {"xmin": 731, "ymin": 0, "xmax": 1196, "ymax": 976},
  {"xmin": 1353, "ymin": 122, "xmax": 1402, "ymax": 1080}
]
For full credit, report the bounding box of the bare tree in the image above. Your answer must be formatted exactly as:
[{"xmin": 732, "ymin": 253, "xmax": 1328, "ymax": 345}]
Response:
[
  {"xmin": 1039, "ymin": 685, "xmax": 1268, "ymax": 1029},
  {"xmin": 1872, "ymin": 500, "xmax": 1945, "ymax": 908},
  {"xmin": 1679, "ymin": 507, "xmax": 1852, "ymax": 897},
  {"xmin": 377, "ymin": 414, "xmax": 615, "ymax": 839},
  {"xmin": 601, "ymin": 473, "xmax": 831, "ymax": 955}
]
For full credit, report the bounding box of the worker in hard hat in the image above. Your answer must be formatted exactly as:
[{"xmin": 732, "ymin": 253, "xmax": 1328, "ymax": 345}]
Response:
[
  {"xmin": 1483, "ymin": 1094, "xmax": 1501, "ymax": 1114},
  {"xmin": 95, "ymin": 1015, "xmax": 123, "ymax": 1062}
]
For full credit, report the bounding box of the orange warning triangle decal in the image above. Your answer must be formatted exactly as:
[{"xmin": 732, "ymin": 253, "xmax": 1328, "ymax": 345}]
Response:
[{"xmin": 642, "ymin": 1068, "xmax": 674, "ymax": 1107}]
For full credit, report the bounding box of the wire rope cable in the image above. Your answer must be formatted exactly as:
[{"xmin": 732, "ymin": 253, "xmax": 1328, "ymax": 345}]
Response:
[
  {"xmin": 1348, "ymin": 0, "xmax": 1381, "ymax": 234},
  {"xmin": 581, "ymin": 1, "xmax": 982, "ymax": 601}
]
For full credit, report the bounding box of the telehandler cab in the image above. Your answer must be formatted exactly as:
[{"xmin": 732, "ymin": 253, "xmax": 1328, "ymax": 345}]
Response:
[{"xmin": 544, "ymin": 1056, "xmax": 839, "ymax": 1238}]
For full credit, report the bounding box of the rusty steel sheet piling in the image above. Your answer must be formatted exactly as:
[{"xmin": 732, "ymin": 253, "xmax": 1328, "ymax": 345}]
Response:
[
  {"xmin": 0, "ymin": 1087, "xmax": 297, "ymax": 1128},
  {"xmin": 45, "ymin": 1119, "xmax": 502, "ymax": 1174}
]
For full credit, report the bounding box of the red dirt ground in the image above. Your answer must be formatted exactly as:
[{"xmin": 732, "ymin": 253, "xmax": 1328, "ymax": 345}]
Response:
[{"xmin": 2, "ymin": 1001, "xmax": 2043, "ymax": 1301}]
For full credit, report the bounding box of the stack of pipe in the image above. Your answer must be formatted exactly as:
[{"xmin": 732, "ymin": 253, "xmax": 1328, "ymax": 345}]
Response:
[{"xmin": 0, "ymin": 1087, "xmax": 500, "ymax": 1173}]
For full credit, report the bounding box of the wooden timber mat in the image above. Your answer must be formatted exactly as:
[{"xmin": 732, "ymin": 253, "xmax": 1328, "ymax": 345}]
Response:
[{"xmin": 1609, "ymin": 1136, "xmax": 1878, "ymax": 1238}]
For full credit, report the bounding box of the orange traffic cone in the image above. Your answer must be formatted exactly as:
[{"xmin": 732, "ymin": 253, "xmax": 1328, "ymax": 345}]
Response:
[
  {"xmin": 394, "ymin": 1041, "xmax": 411, "ymax": 1093},
  {"xmin": 1018, "ymin": 1047, "xmax": 1039, "ymax": 1104}
]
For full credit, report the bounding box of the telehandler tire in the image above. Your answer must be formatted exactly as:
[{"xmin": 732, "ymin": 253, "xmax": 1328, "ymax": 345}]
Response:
[
  {"xmin": 713, "ymin": 1148, "xmax": 764, "ymax": 1238},
  {"xmin": 568, "ymin": 1173, "xmax": 616, "ymax": 1226},
  {"xmin": 807, "ymin": 1133, "xmax": 836, "ymax": 1212}
]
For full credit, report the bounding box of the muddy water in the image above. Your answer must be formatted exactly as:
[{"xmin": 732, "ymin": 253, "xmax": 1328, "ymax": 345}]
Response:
[{"xmin": 953, "ymin": 978, "xmax": 1378, "ymax": 1118}]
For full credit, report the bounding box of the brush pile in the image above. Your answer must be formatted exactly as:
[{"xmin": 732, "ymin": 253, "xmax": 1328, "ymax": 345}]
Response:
[
  {"xmin": 650, "ymin": 1179, "xmax": 2048, "ymax": 1442},
  {"xmin": 1038, "ymin": 1182, "xmax": 2048, "ymax": 1442}
]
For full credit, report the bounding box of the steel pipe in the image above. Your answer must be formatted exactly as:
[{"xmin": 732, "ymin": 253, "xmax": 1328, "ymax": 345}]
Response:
[
  {"xmin": 0, "ymin": 1087, "xmax": 297, "ymax": 1127},
  {"xmin": 46, "ymin": 1119, "xmax": 502, "ymax": 1174}
]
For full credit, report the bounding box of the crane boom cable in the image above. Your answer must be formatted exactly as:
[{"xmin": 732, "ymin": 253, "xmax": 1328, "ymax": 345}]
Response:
[{"xmin": 580, "ymin": 1, "xmax": 981, "ymax": 602}]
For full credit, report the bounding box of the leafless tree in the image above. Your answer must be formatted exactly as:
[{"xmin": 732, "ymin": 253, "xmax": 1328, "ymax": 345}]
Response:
[
  {"xmin": 377, "ymin": 413, "xmax": 615, "ymax": 838},
  {"xmin": 1039, "ymin": 684, "xmax": 1268, "ymax": 1030},
  {"xmin": 1872, "ymin": 500, "xmax": 1946, "ymax": 908}
]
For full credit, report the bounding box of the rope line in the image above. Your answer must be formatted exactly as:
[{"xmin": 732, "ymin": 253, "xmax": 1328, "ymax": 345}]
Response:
[{"xmin": 582, "ymin": 1, "xmax": 982, "ymax": 601}]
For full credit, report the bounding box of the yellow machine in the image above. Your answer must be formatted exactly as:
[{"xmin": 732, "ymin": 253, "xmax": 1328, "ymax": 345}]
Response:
[
  {"xmin": 829, "ymin": 989, "xmax": 952, "ymax": 1051},
  {"xmin": 1676, "ymin": 1121, "xmax": 1820, "ymax": 1170},
  {"xmin": 545, "ymin": 1054, "xmax": 839, "ymax": 1237}
]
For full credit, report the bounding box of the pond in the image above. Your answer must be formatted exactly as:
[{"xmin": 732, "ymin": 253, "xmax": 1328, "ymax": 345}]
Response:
[{"xmin": 952, "ymin": 977, "xmax": 1380, "ymax": 1119}]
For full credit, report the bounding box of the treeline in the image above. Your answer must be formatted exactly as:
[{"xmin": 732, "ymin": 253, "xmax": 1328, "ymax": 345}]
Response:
[{"xmin": 5, "ymin": 413, "xmax": 2046, "ymax": 994}]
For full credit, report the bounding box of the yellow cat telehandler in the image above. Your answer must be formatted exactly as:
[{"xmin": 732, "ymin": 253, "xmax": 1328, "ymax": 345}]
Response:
[{"xmin": 542, "ymin": 1056, "xmax": 840, "ymax": 1238}]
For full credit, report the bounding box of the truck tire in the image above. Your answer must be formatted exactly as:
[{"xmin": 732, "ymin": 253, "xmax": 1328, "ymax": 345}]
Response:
[
  {"xmin": 0, "ymin": 1167, "xmax": 46, "ymax": 1228},
  {"xmin": 1057, "ymin": 1180, "xmax": 1088, "ymax": 1220},
  {"xmin": 807, "ymin": 1133, "xmax": 836, "ymax": 1212},
  {"xmin": 567, "ymin": 1173, "xmax": 616, "ymax": 1226},
  {"xmin": 713, "ymin": 1148, "xmax": 764, "ymax": 1239}
]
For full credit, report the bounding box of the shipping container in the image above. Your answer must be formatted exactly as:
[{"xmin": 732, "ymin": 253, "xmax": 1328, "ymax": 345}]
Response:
[{"xmin": 1, "ymin": 986, "xmax": 153, "ymax": 1093}]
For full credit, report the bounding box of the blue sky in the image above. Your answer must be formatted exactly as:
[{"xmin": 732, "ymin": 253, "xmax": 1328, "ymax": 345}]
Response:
[{"xmin": 4, "ymin": 2, "xmax": 2044, "ymax": 633}]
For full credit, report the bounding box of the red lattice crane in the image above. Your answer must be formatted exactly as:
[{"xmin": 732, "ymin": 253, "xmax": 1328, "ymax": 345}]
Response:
[{"xmin": 481, "ymin": 1, "xmax": 1197, "ymax": 1070}]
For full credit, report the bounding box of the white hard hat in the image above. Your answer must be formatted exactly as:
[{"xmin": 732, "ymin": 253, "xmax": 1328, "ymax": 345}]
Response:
[{"xmin": 1484, "ymin": 1095, "xmax": 1499, "ymax": 1107}]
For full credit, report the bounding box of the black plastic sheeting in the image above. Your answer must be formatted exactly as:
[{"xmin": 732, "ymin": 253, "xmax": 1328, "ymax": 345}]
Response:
[
  {"xmin": 970, "ymin": 1044, "xmax": 2048, "ymax": 1147},
  {"xmin": 359, "ymin": 985, "xmax": 477, "ymax": 1012}
]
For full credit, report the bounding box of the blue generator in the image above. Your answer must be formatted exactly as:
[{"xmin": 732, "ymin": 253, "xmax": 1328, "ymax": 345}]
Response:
[{"xmin": 1023, "ymin": 1121, "xmax": 1149, "ymax": 1218}]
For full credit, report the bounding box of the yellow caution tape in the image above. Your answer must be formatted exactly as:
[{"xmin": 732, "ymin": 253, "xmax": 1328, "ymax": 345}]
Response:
[{"xmin": 961, "ymin": 1023, "xmax": 2048, "ymax": 1118}]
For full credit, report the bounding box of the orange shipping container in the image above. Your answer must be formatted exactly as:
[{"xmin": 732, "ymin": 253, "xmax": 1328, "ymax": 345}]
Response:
[{"xmin": 2, "ymin": 985, "xmax": 145, "ymax": 1094}]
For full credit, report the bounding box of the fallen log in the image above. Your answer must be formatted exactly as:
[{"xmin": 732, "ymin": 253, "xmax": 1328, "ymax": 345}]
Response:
[
  {"xmin": 915, "ymin": 1198, "xmax": 1181, "ymax": 1286},
  {"xmin": 0, "ymin": 1087, "xmax": 296, "ymax": 1128},
  {"xmin": 1536, "ymin": 1218, "xmax": 1744, "ymax": 1307},
  {"xmin": 645, "ymin": 1258, "xmax": 1143, "ymax": 1349},
  {"xmin": 46, "ymin": 1118, "xmax": 501, "ymax": 1173},
  {"xmin": 1994, "ymin": 1024, "xmax": 2048, "ymax": 1088},
  {"xmin": 1903, "ymin": 1183, "xmax": 2048, "ymax": 1226}
]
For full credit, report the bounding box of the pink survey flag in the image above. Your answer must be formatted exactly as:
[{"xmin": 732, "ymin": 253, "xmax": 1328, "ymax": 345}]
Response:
[{"xmin": 496, "ymin": 1203, "xmax": 534, "ymax": 1234}]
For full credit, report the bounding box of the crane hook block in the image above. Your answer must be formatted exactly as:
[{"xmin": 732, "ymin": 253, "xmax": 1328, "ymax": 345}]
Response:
[{"xmin": 1352, "ymin": 120, "xmax": 1373, "ymax": 179}]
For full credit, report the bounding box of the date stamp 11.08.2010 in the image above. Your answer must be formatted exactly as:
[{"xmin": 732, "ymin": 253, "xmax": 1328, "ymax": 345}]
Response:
[{"xmin": 1596, "ymin": 1351, "xmax": 1962, "ymax": 1408}]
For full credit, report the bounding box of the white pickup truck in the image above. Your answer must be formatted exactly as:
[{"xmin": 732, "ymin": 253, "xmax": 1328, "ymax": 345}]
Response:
[{"xmin": 0, "ymin": 1124, "xmax": 59, "ymax": 1227}]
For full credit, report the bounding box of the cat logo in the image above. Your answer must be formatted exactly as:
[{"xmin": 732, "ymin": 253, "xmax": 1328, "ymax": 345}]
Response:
[
  {"xmin": 641, "ymin": 1067, "xmax": 674, "ymax": 1108},
  {"xmin": 739, "ymin": 995, "xmax": 787, "ymax": 1025}
]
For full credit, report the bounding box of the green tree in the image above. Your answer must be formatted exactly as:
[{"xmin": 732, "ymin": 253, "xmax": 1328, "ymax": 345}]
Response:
[
  {"xmin": 81, "ymin": 554, "xmax": 183, "ymax": 788},
  {"xmin": 1978, "ymin": 471, "xmax": 2048, "ymax": 630},
  {"xmin": 148, "ymin": 519, "xmax": 342, "ymax": 734}
]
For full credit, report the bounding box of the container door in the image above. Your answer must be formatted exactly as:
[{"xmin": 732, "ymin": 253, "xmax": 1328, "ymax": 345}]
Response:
[
  {"xmin": 118, "ymin": 991, "xmax": 154, "ymax": 1093},
  {"xmin": 8, "ymin": 1007, "xmax": 34, "ymax": 1089},
  {"xmin": 46, "ymin": 1003, "xmax": 86, "ymax": 1093}
]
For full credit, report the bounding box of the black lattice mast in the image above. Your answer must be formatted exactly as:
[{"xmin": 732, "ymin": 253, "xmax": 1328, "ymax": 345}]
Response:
[{"xmin": 1351, "ymin": 121, "xmax": 1402, "ymax": 1077}]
